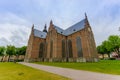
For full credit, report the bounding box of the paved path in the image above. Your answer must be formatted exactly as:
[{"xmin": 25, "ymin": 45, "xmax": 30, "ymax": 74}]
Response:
[{"xmin": 19, "ymin": 62, "xmax": 120, "ymax": 80}]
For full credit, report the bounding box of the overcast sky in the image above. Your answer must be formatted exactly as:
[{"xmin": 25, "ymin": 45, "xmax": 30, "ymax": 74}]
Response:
[{"xmin": 0, "ymin": 0, "xmax": 120, "ymax": 47}]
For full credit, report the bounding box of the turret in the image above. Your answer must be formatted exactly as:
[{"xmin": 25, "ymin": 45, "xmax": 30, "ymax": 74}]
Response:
[
  {"xmin": 31, "ymin": 24, "xmax": 34, "ymax": 33},
  {"xmin": 48, "ymin": 20, "xmax": 54, "ymax": 31},
  {"xmin": 84, "ymin": 13, "xmax": 90, "ymax": 27},
  {"xmin": 50, "ymin": 20, "xmax": 53, "ymax": 25},
  {"xmin": 43, "ymin": 24, "xmax": 47, "ymax": 33},
  {"xmin": 32, "ymin": 24, "xmax": 34, "ymax": 31}
]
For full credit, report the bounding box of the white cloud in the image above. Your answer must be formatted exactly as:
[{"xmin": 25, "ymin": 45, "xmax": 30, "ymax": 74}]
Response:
[
  {"xmin": 0, "ymin": 13, "xmax": 31, "ymax": 47},
  {"xmin": 0, "ymin": 0, "xmax": 120, "ymax": 47}
]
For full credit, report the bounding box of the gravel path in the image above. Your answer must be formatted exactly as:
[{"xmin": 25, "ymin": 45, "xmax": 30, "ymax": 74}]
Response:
[{"xmin": 19, "ymin": 62, "xmax": 120, "ymax": 80}]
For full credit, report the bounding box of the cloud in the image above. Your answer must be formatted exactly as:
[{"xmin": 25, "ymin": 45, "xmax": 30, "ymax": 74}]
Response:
[
  {"xmin": 0, "ymin": 13, "xmax": 31, "ymax": 47},
  {"xmin": 0, "ymin": 37, "xmax": 9, "ymax": 46},
  {"xmin": 0, "ymin": 0, "xmax": 120, "ymax": 47}
]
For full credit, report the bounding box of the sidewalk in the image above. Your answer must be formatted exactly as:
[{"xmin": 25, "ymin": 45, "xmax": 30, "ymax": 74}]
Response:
[{"xmin": 19, "ymin": 62, "xmax": 120, "ymax": 80}]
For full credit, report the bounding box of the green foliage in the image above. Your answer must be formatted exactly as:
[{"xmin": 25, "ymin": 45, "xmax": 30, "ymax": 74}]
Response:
[
  {"xmin": 108, "ymin": 35, "xmax": 120, "ymax": 54},
  {"xmin": 19, "ymin": 46, "xmax": 27, "ymax": 55},
  {"xmin": 6, "ymin": 45, "xmax": 16, "ymax": 56},
  {"xmin": 0, "ymin": 63, "xmax": 69, "ymax": 80},
  {"xmin": 0, "ymin": 45, "xmax": 27, "ymax": 56},
  {"xmin": 97, "ymin": 45, "xmax": 105, "ymax": 55},
  {"xmin": 16, "ymin": 46, "xmax": 27, "ymax": 56},
  {"xmin": 5, "ymin": 45, "xmax": 26, "ymax": 61},
  {"xmin": 97, "ymin": 35, "xmax": 120, "ymax": 58},
  {"xmin": 0, "ymin": 46, "xmax": 5, "ymax": 56}
]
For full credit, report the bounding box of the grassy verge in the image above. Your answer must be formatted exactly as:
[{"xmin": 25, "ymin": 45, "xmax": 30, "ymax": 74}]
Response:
[
  {"xmin": 35, "ymin": 60, "xmax": 120, "ymax": 75},
  {"xmin": 0, "ymin": 62, "xmax": 70, "ymax": 80}
]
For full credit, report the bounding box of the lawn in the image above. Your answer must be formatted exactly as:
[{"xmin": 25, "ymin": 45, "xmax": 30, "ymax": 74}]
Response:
[
  {"xmin": 0, "ymin": 62, "xmax": 70, "ymax": 80},
  {"xmin": 35, "ymin": 60, "xmax": 120, "ymax": 75}
]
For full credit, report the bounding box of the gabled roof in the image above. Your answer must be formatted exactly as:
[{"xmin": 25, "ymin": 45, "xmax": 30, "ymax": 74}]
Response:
[
  {"xmin": 63, "ymin": 19, "xmax": 85, "ymax": 36},
  {"xmin": 54, "ymin": 19, "xmax": 86, "ymax": 36},
  {"xmin": 32, "ymin": 18, "xmax": 86, "ymax": 38},
  {"xmin": 54, "ymin": 25, "xmax": 64, "ymax": 34},
  {"xmin": 34, "ymin": 29, "xmax": 47, "ymax": 38}
]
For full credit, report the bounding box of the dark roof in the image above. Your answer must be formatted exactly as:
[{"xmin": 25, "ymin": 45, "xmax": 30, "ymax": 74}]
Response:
[
  {"xmin": 33, "ymin": 18, "xmax": 86, "ymax": 38},
  {"xmin": 34, "ymin": 29, "xmax": 47, "ymax": 38},
  {"xmin": 54, "ymin": 19, "xmax": 85, "ymax": 36},
  {"xmin": 54, "ymin": 25, "xmax": 64, "ymax": 34}
]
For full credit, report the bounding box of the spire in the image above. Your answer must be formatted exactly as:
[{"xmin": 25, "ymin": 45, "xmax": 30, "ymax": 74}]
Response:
[
  {"xmin": 43, "ymin": 24, "xmax": 47, "ymax": 33},
  {"xmin": 32, "ymin": 24, "xmax": 34, "ymax": 30},
  {"xmin": 48, "ymin": 20, "xmax": 54, "ymax": 32},
  {"xmin": 31, "ymin": 24, "xmax": 34, "ymax": 35},
  {"xmin": 50, "ymin": 20, "xmax": 53, "ymax": 25},
  {"xmin": 84, "ymin": 13, "xmax": 90, "ymax": 27},
  {"xmin": 85, "ymin": 12, "xmax": 87, "ymax": 19}
]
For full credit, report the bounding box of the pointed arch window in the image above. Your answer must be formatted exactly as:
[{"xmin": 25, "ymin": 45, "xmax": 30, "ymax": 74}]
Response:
[
  {"xmin": 39, "ymin": 42, "xmax": 44, "ymax": 58},
  {"xmin": 68, "ymin": 40, "xmax": 73, "ymax": 58},
  {"xmin": 50, "ymin": 40, "xmax": 53, "ymax": 58},
  {"xmin": 76, "ymin": 37, "xmax": 83, "ymax": 57},
  {"xmin": 62, "ymin": 40, "xmax": 66, "ymax": 58},
  {"xmin": 44, "ymin": 42, "xmax": 47, "ymax": 58}
]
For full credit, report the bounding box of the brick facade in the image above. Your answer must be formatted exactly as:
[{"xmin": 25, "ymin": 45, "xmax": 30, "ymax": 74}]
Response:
[{"xmin": 24, "ymin": 14, "xmax": 98, "ymax": 62}]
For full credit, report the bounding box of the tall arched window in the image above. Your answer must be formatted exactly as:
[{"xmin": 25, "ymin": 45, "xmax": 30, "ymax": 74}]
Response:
[
  {"xmin": 68, "ymin": 40, "xmax": 73, "ymax": 58},
  {"xmin": 39, "ymin": 42, "xmax": 44, "ymax": 58},
  {"xmin": 76, "ymin": 37, "xmax": 83, "ymax": 57},
  {"xmin": 62, "ymin": 40, "xmax": 66, "ymax": 58},
  {"xmin": 44, "ymin": 42, "xmax": 47, "ymax": 58},
  {"xmin": 50, "ymin": 40, "xmax": 53, "ymax": 58}
]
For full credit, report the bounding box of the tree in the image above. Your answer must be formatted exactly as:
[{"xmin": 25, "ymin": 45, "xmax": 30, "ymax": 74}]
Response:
[
  {"xmin": 15, "ymin": 46, "xmax": 27, "ymax": 61},
  {"xmin": 19, "ymin": 46, "xmax": 27, "ymax": 55},
  {"xmin": 102, "ymin": 40, "xmax": 112, "ymax": 58},
  {"xmin": 0, "ymin": 46, "xmax": 5, "ymax": 62},
  {"xmin": 6, "ymin": 45, "xmax": 16, "ymax": 62},
  {"xmin": 97, "ymin": 45, "xmax": 105, "ymax": 59},
  {"xmin": 97, "ymin": 40, "xmax": 112, "ymax": 59},
  {"xmin": 108, "ymin": 35, "xmax": 120, "ymax": 57},
  {"xmin": 97, "ymin": 35, "xmax": 120, "ymax": 59},
  {"xmin": 16, "ymin": 46, "xmax": 26, "ymax": 55}
]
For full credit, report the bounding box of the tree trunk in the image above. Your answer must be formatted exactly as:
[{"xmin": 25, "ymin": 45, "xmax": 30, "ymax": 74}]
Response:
[
  {"xmin": 102, "ymin": 54, "xmax": 104, "ymax": 59},
  {"xmin": 1, "ymin": 56, "xmax": 4, "ymax": 62},
  {"xmin": 107, "ymin": 53, "xmax": 110, "ymax": 58},
  {"xmin": 17, "ymin": 55, "xmax": 19, "ymax": 62},
  {"xmin": 8, "ymin": 55, "xmax": 10, "ymax": 62},
  {"xmin": 115, "ymin": 49, "xmax": 119, "ymax": 57},
  {"xmin": 117, "ymin": 48, "xmax": 120, "ymax": 57}
]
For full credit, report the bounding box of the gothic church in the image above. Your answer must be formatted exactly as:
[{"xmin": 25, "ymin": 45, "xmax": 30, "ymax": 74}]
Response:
[{"xmin": 25, "ymin": 14, "xmax": 98, "ymax": 62}]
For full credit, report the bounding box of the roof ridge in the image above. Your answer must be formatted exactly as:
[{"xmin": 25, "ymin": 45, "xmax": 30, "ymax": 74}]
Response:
[
  {"xmin": 63, "ymin": 18, "xmax": 86, "ymax": 36},
  {"xmin": 33, "ymin": 29, "xmax": 47, "ymax": 38},
  {"xmin": 65, "ymin": 18, "xmax": 85, "ymax": 31}
]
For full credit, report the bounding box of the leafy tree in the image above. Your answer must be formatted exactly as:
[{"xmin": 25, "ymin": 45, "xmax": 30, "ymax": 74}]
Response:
[
  {"xmin": 6, "ymin": 45, "xmax": 16, "ymax": 62},
  {"xmin": 97, "ymin": 45, "xmax": 105, "ymax": 59},
  {"xmin": 108, "ymin": 35, "xmax": 120, "ymax": 56},
  {"xmin": 16, "ymin": 46, "xmax": 26, "ymax": 55},
  {"xmin": 15, "ymin": 46, "xmax": 27, "ymax": 61},
  {"xmin": 0, "ymin": 46, "xmax": 5, "ymax": 62},
  {"xmin": 19, "ymin": 46, "xmax": 27, "ymax": 55},
  {"xmin": 97, "ymin": 35, "xmax": 120, "ymax": 58},
  {"xmin": 102, "ymin": 40, "xmax": 112, "ymax": 58}
]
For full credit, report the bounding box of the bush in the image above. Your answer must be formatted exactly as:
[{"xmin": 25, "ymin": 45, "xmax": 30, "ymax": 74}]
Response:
[{"xmin": 109, "ymin": 58, "xmax": 116, "ymax": 60}]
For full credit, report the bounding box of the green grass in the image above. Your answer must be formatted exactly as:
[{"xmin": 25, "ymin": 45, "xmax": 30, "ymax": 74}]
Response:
[
  {"xmin": 0, "ymin": 62, "xmax": 70, "ymax": 80},
  {"xmin": 35, "ymin": 60, "xmax": 120, "ymax": 75}
]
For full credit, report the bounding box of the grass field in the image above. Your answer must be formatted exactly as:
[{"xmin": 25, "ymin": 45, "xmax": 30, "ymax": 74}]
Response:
[
  {"xmin": 35, "ymin": 60, "xmax": 120, "ymax": 75},
  {"xmin": 0, "ymin": 62, "xmax": 70, "ymax": 80}
]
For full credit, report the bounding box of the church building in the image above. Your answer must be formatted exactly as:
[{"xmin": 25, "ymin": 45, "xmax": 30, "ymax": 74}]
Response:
[{"xmin": 24, "ymin": 14, "xmax": 98, "ymax": 62}]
